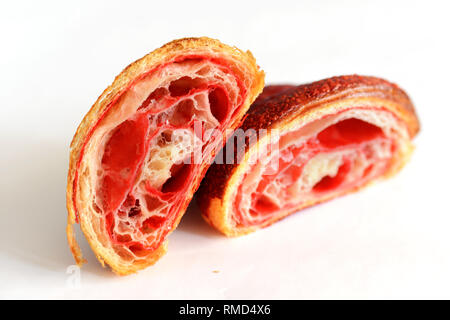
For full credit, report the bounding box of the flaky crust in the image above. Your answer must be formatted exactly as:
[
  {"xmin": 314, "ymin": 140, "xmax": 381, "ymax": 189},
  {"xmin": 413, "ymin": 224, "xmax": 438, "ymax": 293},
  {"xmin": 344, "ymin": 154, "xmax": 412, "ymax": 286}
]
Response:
[
  {"xmin": 66, "ymin": 37, "xmax": 264, "ymax": 274},
  {"xmin": 198, "ymin": 75, "xmax": 420, "ymax": 236}
]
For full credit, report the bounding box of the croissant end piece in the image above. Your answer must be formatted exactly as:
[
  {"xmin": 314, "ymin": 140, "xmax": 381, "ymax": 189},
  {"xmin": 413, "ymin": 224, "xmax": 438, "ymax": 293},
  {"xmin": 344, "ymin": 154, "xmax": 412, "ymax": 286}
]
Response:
[
  {"xmin": 66, "ymin": 37, "xmax": 264, "ymax": 274},
  {"xmin": 198, "ymin": 75, "xmax": 419, "ymax": 236}
]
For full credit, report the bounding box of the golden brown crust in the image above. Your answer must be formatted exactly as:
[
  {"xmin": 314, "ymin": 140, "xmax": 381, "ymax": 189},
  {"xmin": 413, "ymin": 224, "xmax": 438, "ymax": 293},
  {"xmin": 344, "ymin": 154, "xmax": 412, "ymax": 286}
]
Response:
[
  {"xmin": 244, "ymin": 75, "xmax": 419, "ymax": 135},
  {"xmin": 198, "ymin": 75, "xmax": 419, "ymax": 236},
  {"xmin": 66, "ymin": 37, "xmax": 264, "ymax": 274}
]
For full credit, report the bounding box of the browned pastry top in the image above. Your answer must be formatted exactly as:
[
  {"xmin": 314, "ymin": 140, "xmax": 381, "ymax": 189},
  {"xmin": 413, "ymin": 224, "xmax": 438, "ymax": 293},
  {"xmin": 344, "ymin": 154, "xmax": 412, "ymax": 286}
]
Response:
[
  {"xmin": 198, "ymin": 75, "xmax": 419, "ymax": 201},
  {"xmin": 243, "ymin": 75, "xmax": 418, "ymax": 134}
]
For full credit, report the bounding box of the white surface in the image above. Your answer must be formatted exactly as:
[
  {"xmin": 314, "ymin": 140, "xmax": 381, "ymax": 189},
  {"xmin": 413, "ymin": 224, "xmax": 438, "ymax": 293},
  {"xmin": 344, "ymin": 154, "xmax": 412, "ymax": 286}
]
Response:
[{"xmin": 1, "ymin": 0, "xmax": 449, "ymax": 299}]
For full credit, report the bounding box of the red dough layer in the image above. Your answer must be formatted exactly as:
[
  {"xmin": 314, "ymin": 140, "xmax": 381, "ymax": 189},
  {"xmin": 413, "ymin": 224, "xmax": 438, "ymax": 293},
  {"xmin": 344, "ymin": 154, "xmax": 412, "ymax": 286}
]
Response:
[
  {"xmin": 317, "ymin": 118, "xmax": 383, "ymax": 148},
  {"xmin": 99, "ymin": 114, "xmax": 150, "ymax": 213},
  {"xmin": 239, "ymin": 117, "xmax": 386, "ymax": 223},
  {"xmin": 73, "ymin": 56, "xmax": 245, "ymax": 253}
]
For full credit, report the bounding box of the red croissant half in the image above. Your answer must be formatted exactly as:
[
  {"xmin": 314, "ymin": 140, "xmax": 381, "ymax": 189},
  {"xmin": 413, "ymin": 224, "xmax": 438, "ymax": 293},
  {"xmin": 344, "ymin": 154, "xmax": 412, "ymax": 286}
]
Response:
[
  {"xmin": 198, "ymin": 75, "xmax": 419, "ymax": 236},
  {"xmin": 66, "ymin": 37, "xmax": 264, "ymax": 274}
]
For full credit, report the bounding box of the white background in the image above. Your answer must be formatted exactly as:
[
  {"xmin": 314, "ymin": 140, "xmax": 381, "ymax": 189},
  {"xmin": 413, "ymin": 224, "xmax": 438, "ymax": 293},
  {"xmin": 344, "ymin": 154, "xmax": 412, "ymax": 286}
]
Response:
[{"xmin": 1, "ymin": 0, "xmax": 449, "ymax": 299}]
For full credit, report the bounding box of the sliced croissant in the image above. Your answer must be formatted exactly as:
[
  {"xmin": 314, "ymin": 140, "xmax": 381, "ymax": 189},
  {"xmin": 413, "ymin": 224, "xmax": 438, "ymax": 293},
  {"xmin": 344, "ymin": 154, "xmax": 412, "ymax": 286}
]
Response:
[
  {"xmin": 198, "ymin": 75, "xmax": 419, "ymax": 236},
  {"xmin": 66, "ymin": 37, "xmax": 264, "ymax": 274}
]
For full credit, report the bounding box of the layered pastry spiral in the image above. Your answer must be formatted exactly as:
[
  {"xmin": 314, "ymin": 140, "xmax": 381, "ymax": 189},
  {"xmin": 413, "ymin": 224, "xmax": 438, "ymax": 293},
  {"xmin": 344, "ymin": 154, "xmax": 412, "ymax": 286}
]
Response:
[{"xmin": 198, "ymin": 76, "xmax": 419, "ymax": 236}]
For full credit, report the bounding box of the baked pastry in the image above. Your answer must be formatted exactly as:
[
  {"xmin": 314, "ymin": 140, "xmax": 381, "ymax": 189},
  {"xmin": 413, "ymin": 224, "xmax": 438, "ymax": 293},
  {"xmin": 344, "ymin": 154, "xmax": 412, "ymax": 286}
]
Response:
[
  {"xmin": 66, "ymin": 37, "xmax": 264, "ymax": 274},
  {"xmin": 198, "ymin": 75, "xmax": 419, "ymax": 236}
]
